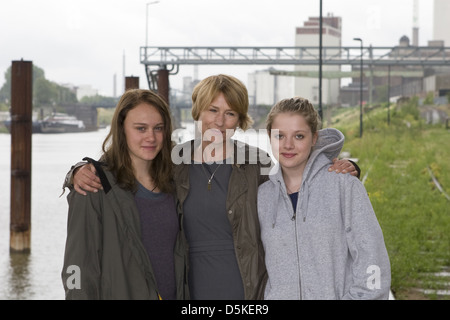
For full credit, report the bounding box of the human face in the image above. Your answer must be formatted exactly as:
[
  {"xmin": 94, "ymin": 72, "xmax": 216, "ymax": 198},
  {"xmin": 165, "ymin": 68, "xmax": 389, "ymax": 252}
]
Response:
[
  {"xmin": 270, "ymin": 112, "xmax": 318, "ymax": 173},
  {"xmin": 123, "ymin": 103, "xmax": 164, "ymax": 168},
  {"xmin": 197, "ymin": 92, "xmax": 240, "ymax": 147}
]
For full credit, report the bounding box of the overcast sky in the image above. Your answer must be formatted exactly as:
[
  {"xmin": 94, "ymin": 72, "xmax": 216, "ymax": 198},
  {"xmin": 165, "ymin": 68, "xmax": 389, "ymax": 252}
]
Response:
[{"xmin": 0, "ymin": 0, "xmax": 433, "ymax": 97}]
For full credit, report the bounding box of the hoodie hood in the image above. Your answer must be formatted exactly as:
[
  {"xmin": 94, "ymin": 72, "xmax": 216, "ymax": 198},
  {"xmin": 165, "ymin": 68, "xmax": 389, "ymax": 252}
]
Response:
[
  {"xmin": 269, "ymin": 128, "xmax": 345, "ymax": 184},
  {"xmin": 267, "ymin": 128, "xmax": 345, "ymax": 225}
]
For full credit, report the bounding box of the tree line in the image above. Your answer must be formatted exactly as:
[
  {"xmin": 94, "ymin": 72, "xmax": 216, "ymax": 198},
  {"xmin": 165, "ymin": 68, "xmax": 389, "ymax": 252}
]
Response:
[{"xmin": 0, "ymin": 65, "xmax": 117, "ymax": 112}]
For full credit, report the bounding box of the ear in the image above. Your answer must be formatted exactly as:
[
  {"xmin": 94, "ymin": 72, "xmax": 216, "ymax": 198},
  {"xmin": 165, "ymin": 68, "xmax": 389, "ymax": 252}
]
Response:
[{"xmin": 312, "ymin": 131, "xmax": 319, "ymax": 146}]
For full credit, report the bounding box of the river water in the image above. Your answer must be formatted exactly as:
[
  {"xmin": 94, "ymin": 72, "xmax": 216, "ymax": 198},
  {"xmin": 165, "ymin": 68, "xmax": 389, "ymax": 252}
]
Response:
[
  {"xmin": 0, "ymin": 128, "xmax": 109, "ymax": 299},
  {"xmin": 0, "ymin": 126, "xmax": 271, "ymax": 300}
]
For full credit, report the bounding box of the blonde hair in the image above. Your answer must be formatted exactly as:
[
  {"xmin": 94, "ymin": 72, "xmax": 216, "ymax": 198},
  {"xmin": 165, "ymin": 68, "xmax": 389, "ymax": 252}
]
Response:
[
  {"xmin": 191, "ymin": 74, "xmax": 253, "ymax": 130},
  {"xmin": 266, "ymin": 97, "xmax": 322, "ymax": 135},
  {"xmin": 102, "ymin": 89, "xmax": 174, "ymax": 193}
]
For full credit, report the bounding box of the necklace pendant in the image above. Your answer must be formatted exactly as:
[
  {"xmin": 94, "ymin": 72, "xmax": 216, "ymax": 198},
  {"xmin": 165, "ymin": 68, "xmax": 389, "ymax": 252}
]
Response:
[{"xmin": 207, "ymin": 181, "xmax": 212, "ymax": 191}]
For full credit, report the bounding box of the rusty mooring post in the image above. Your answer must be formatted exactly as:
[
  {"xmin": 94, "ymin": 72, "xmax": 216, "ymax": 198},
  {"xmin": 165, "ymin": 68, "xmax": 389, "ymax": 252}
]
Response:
[
  {"xmin": 157, "ymin": 68, "xmax": 169, "ymax": 104},
  {"xmin": 10, "ymin": 60, "xmax": 33, "ymax": 253},
  {"xmin": 125, "ymin": 76, "xmax": 139, "ymax": 91}
]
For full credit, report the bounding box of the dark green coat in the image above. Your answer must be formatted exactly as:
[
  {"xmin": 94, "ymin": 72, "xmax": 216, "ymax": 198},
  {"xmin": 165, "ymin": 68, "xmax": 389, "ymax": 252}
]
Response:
[{"xmin": 62, "ymin": 167, "xmax": 189, "ymax": 300}]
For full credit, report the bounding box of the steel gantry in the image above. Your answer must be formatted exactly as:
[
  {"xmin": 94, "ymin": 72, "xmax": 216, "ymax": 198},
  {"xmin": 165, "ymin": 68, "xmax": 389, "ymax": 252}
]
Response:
[{"xmin": 140, "ymin": 45, "xmax": 450, "ymax": 101}]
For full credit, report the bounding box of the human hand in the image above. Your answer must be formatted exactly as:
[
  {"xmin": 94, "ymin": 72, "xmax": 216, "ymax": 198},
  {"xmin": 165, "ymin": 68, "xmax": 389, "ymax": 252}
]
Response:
[
  {"xmin": 328, "ymin": 158, "xmax": 359, "ymax": 177},
  {"xmin": 73, "ymin": 163, "xmax": 102, "ymax": 195}
]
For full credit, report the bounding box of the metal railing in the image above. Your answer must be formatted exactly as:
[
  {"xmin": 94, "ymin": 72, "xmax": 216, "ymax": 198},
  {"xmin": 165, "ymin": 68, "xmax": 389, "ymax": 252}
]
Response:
[{"xmin": 140, "ymin": 46, "xmax": 450, "ymax": 67}]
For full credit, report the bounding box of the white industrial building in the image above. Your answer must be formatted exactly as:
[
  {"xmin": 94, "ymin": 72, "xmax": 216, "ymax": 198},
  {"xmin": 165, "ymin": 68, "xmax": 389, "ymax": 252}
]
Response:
[
  {"xmin": 247, "ymin": 68, "xmax": 294, "ymax": 106},
  {"xmin": 433, "ymin": 0, "xmax": 450, "ymax": 46},
  {"xmin": 248, "ymin": 1, "xmax": 450, "ymax": 108},
  {"xmin": 294, "ymin": 15, "xmax": 342, "ymax": 105},
  {"xmin": 248, "ymin": 14, "xmax": 342, "ymax": 107}
]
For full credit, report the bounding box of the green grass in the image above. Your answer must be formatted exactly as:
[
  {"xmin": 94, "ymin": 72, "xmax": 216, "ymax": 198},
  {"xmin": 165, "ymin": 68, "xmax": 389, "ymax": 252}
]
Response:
[{"xmin": 330, "ymin": 101, "xmax": 450, "ymax": 300}]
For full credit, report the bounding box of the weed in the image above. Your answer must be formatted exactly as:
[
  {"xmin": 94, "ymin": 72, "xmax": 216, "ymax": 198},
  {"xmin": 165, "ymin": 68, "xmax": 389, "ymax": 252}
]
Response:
[{"xmin": 331, "ymin": 100, "xmax": 450, "ymax": 299}]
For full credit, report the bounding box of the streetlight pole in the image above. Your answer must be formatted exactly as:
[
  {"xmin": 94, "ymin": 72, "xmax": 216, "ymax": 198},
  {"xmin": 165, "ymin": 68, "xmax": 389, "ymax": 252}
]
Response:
[
  {"xmin": 146, "ymin": 1, "xmax": 160, "ymax": 48},
  {"xmin": 353, "ymin": 37, "xmax": 363, "ymax": 138},
  {"xmin": 318, "ymin": 0, "xmax": 323, "ymax": 122}
]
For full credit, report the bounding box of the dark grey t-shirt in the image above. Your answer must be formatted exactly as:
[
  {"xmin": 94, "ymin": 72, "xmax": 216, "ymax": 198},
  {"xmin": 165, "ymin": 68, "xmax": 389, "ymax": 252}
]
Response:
[
  {"xmin": 183, "ymin": 162, "xmax": 244, "ymax": 300},
  {"xmin": 134, "ymin": 182, "xmax": 178, "ymax": 300}
]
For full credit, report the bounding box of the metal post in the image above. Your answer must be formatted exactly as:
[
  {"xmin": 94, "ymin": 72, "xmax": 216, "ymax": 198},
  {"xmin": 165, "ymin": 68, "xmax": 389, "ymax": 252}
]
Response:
[
  {"xmin": 387, "ymin": 65, "xmax": 391, "ymax": 125},
  {"xmin": 125, "ymin": 76, "xmax": 140, "ymax": 90},
  {"xmin": 360, "ymin": 43, "xmax": 363, "ymax": 138},
  {"xmin": 146, "ymin": 1, "xmax": 160, "ymax": 60},
  {"xmin": 318, "ymin": 0, "xmax": 323, "ymax": 122},
  {"xmin": 10, "ymin": 60, "xmax": 32, "ymax": 253},
  {"xmin": 354, "ymin": 38, "xmax": 363, "ymax": 138}
]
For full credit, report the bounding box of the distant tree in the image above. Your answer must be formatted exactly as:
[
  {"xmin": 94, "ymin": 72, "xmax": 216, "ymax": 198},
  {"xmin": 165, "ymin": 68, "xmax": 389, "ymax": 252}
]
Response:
[
  {"xmin": 0, "ymin": 64, "xmax": 78, "ymax": 107},
  {"xmin": 0, "ymin": 68, "xmax": 11, "ymax": 102},
  {"xmin": 34, "ymin": 77, "xmax": 58, "ymax": 106},
  {"xmin": 80, "ymin": 95, "xmax": 118, "ymax": 108}
]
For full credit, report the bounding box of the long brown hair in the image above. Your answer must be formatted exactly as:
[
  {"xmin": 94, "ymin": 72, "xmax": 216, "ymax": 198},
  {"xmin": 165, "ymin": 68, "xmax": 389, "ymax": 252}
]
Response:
[{"xmin": 101, "ymin": 89, "xmax": 174, "ymax": 193}]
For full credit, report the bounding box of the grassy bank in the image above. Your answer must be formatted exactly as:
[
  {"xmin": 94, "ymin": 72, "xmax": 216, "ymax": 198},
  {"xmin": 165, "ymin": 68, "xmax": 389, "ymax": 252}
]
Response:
[{"xmin": 332, "ymin": 101, "xmax": 450, "ymax": 299}]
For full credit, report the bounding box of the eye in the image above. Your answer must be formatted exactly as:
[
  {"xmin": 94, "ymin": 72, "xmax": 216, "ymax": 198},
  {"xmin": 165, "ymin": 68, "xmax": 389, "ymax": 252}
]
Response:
[
  {"xmin": 154, "ymin": 126, "xmax": 164, "ymax": 132},
  {"xmin": 295, "ymin": 134, "xmax": 304, "ymax": 139},
  {"xmin": 273, "ymin": 134, "xmax": 283, "ymax": 140},
  {"xmin": 226, "ymin": 111, "xmax": 237, "ymax": 117},
  {"xmin": 136, "ymin": 126, "xmax": 146, "ymax": 132}
]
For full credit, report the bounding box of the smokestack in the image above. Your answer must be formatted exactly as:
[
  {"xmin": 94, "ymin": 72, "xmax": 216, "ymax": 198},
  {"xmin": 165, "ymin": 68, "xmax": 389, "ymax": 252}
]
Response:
[
  {"xmin": 122, "ymin": 50, "xmax": 126, "ymax": 94},
  {"xmin": 113, "ymin": 73, "xmax": 117, "ymax": 98},
  {"xmin": 412, "ymin": 0, "xmax": 419, "ymax": 46}
]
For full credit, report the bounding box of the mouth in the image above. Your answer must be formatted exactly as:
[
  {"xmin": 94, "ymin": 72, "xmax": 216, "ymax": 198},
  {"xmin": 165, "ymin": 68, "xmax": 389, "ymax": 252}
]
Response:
[
  {"xmin": 204, "ymin": 128, "xmax": 226, "ymax": 143},
  {"xmin": 207, "ymin": 128, "xmax": 224, "ymax": 135},
  {"xmin": 281, "ymin": 153, "xmax": 296, "ymax": 159}
]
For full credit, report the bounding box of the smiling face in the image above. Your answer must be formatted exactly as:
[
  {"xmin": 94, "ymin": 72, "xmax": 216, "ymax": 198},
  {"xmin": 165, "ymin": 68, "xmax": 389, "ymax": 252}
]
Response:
[
  {"xmin": 270, "ymin": 112, "xmax": 318, "ymax": 173},
  {"xmin": 123, "ymin": 102, "xmax": 164, "ymax": 168},
  {"xmin": 197, "ymin": 92, "xmax": 240, "ymax": 147}
]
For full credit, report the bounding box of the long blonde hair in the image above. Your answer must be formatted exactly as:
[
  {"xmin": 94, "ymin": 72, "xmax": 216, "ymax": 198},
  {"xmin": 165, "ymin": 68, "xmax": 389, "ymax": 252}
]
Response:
[{"xmin": 102, "ymin": 89, "xmax": 174, "ymax": 193}]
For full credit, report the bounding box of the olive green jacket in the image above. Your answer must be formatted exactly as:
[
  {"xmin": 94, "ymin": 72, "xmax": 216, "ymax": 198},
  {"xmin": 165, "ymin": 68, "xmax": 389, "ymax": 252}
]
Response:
[
  {"xmin": 62, "ymin": 160, "xmax": 189, "ymax": 300},
  {"xmin": 172, "ymin": 139, "xmax": 271, "ymax": 300}
]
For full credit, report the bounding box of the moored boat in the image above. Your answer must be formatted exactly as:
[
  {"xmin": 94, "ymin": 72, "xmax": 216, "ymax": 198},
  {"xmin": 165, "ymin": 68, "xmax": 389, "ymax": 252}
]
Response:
[
  {"xmin": 39, "ymin": 113, "xmax": 85, "ymax": 133},
  {"xmin": 4, "ymin": 113, "xmax": 85, "ymax": 134}
]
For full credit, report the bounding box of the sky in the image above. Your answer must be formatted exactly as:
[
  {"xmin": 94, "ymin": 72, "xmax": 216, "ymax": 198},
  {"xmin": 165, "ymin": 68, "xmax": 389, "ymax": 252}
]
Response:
[{"xmin": 0, "ymin": 0, "xmax": 434, "ymax": 97}]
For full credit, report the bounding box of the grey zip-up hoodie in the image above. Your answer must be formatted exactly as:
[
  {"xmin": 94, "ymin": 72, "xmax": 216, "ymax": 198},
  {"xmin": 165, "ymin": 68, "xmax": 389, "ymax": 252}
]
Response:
[{"xmin": 257, "ymin": 128, "xmax": 391, "ymax": 300}]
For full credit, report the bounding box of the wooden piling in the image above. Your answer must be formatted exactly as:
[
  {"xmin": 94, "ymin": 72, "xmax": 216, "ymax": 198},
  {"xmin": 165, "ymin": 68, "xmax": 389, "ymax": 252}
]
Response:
[
  {"xmin": 10, "ymin": 60, "xmax": 32, "ymax": 253},
  {"xmin": 125, "ymin": 76, "xmax": 140, "ymax": 91},
  {"xmin": 157, "ymin": 68, "xmax": 169, "ymax": 104}
]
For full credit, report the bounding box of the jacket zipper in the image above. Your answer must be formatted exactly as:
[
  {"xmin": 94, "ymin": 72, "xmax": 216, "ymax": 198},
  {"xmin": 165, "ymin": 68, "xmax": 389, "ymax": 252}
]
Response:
[
  {"xmin": 294, "ymin": 218, "xmax": 302, "ymax": 299},
  {"xmin": 284, "ymin": 189, "xmax": 302, "ymax": 299}
]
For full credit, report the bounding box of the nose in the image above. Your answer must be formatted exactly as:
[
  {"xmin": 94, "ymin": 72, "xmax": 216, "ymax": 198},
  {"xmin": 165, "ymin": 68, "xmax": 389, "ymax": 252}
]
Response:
[
  {"xmin": 145, "ymin": 129, "xmax": 156, "ymax": 142},
  {"xmin": 284, "ymin": 137, "xmax": 294, "ymax": 150},
  {"xmin": 214, "ymin": 112, "xmax": 225, "ymax": 127}
]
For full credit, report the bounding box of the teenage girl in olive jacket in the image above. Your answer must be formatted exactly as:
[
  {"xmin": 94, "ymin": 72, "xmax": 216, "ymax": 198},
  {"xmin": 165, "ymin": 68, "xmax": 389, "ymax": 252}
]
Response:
[{"xmin": 62, "ymin": 90, "xmax": 189, "ymax": 300}]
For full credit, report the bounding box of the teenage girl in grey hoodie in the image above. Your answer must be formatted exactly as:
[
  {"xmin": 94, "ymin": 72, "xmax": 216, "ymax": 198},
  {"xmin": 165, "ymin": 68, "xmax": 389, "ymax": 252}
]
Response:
[{"xmin": 258, "ymin": 97, "xmax": 391, "ymax": 300}]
